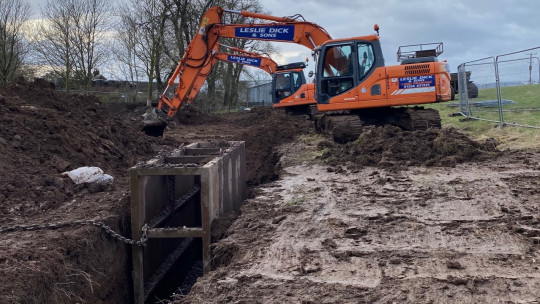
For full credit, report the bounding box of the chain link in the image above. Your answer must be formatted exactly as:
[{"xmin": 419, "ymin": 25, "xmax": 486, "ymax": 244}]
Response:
[
  {"xmin": 0, "ymin": 219, "xmax": 148, "ymax": 247},
  {"xmin": 166, "ymin": 175, "xmax": 176, "ymax": 204}
]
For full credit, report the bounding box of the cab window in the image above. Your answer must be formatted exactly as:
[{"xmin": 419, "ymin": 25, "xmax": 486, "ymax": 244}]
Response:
[
  {"xmin": 321, "ymin": 44, "xmax": 354, "ymax": 96},
  {"xmin": 275, "ymin": 73, "xmax": 292, "ymax": 100},
  {"xmin": 358, "ymin": 43, "xmax": 374, "ymax": 79},
  {"xmin": 293, "ymin": 72, "xmax": 303, "ymax": 91}
]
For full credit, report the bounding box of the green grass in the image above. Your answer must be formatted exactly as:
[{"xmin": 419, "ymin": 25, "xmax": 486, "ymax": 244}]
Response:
[
  {"xmin": 287, "ymin": 196, "xmax": 306, "ymax": 206},
  {"xmin": 425, "ymin": 84, "xmax": 540, "ymax": 150},
  {"xmin": 284, "ymin": 134, "xmax": 328, "ymax": 165}
]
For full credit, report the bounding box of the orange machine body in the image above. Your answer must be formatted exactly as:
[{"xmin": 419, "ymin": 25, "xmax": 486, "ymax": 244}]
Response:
[
  {"xmin": 317, "ymin": 63, "xmax": 451, "ymax": 112},
  {"xmin": 272, "ymin": 80, "xmax": 315, "ymax": 108},
  {"xmin": 315, "ymin": 35, "xmax": 451, "ymax": 112}
]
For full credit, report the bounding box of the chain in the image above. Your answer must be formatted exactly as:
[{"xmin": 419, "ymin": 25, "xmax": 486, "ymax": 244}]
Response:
[
  {"xmin": 166, "ymin": 175, "xmax": 176, "ymax": 204},
  {"xmin": 0, "ymin": 220, "xmax": 148, "ymax": 247}
]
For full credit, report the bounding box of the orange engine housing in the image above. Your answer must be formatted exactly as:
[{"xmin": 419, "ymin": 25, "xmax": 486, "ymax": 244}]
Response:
[{"xmin": 317, "ymin": 61, "xmax": 451, "ymax": 112}]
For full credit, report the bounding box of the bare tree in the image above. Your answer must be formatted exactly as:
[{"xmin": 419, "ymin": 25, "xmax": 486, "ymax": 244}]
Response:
[
  {"xmin": 115, "ymin": 0, "xmax": 274, "ymax": 109},
  {"xmin": 117, "ymin": 0, "xmax": 168, "ymax": 106},
  {"xmin": 112, "ymin": 16, "xmax": 142, "ymax": 101},
  {"xmin": 32, "ymin": 0, "xmax": 76, "ymax": 90},
  {"xmin": 0, "ymin": 0, "xmax": 31, "ymax": 85},
  {"xmin": 71, "ymin": 0, "xmax": 111, "ymax": 89},
  {"xmin": 212, "ymin": 0, "xmax": 277, "ymax": 108},
  {"xmin": 33, "ymin": 0, "xmax": 111, "ymax": 91}
]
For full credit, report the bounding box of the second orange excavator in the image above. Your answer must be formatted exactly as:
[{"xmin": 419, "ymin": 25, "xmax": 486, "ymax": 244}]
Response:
[{"xmin": 213, "ymin": 44, "xmax": 315, "ymax": 113}]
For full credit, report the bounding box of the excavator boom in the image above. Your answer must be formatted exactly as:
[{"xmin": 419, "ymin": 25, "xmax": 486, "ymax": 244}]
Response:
[
  {"xmin": 214, "ymin": 44, "xmax": 278, "ymax": 74},
  {"xmin": 158, "ymin": 6, "xmax": 331, "ymax": 116}
]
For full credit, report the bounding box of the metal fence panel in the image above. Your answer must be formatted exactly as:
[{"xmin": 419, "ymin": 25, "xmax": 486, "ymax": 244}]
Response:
[
  {"xmin": 457, "ymin": 63, "xmax": 469, "ymax": 115},
  {"xmin": 495, "ymin": 47, "xmax": 540, "ymax": 128},
  {"xmin": 458, "ymin": 57, "xmax": 499, "ymax": 123},
  {"xmin": 457, "ymin": 47, "xmax": 540, "ymax": 129}
]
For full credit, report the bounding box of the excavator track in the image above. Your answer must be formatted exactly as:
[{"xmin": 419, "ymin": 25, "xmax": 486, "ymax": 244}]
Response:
[
  {"xmin": 400, "ymin": 108, "xmax": 441, "ymax": 131},
  {"xmin": 329, "ymin": 115, "xmax": 364, "ymax": 143},
  {"xmin": 314, "ymin": 114, "xmax": 364, "ymax": 143},
  {"xmin": 315, "ymin": 107, "xmax": 442, "ymax": 143}
]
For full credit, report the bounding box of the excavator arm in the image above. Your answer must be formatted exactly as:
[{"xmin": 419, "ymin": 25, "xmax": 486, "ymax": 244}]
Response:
[
  {"xmin": 158, "ymin": 6, "xmax": 332, "ymax": 117},
  {"xmin": 156, "ymin": 42, "xmax": 281, "ymax": 119},
  {"xmin": 214, "ymin": 44, "xmax": 278, "ymax": 75}
]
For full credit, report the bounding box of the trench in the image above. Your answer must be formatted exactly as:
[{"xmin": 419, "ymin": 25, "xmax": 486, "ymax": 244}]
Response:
[
  {"xmin": 146, "ymin": 240, "xmax": 203, "ymax": 303},
  {"xmin": 129, "ymin": 141, "xmax": 246, "ymax": 303}
]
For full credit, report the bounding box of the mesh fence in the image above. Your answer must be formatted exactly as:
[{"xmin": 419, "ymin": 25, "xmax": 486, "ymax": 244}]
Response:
[
  {"xmin": 458, "ymin": 57, "xmax": 497, "ymax": 121},
  {"xmin": 496, "ymin": 49, "xmax": 540, "ymax": 128},
  {"xmin": 458, "ymin": 47, "xmax": 540, "ymax": 128}
]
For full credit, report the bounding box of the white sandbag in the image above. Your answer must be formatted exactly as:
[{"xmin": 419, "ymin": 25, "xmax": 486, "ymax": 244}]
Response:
[
  {"xmin": 92, "ymin": 174, "xmax": 114, "ymax": 186},
  {"xmin": 63, "ymin": 166, "xmax": 104, "ymax": 184}
]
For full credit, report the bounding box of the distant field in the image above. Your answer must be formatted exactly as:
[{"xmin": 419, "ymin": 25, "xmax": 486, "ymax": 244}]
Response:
[{"xmin": 425, "ymin": 84, "xmax": 540, "ymax": 150}]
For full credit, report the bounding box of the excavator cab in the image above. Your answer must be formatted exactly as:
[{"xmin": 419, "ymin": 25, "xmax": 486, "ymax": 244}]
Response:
[
  {"xmin": 272, "ymin": 71, "xmax": 305, "ymax": 103},
  {"xmin": 271, "ymin": 61, "xmax": 307, "ymax": 104},
  {"xmin": 315, "ymin": 37, "xmax": 385, "ymax": 104}
]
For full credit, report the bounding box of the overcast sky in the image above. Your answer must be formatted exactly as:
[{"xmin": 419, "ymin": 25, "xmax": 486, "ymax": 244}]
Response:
[
  {"xmin": 26, "ymin": 0, "xmax": 539, "ymax": 77},
  {"xmin": 259, "ymin": 0, "xmax": 540, "ymax": 72}
]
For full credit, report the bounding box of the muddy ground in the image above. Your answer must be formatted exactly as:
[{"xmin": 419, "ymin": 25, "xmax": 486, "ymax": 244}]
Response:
[
  {"xmin": 177, "ymin": 142, "xmax": 540, "ymax": 303},
  {"xmin": 1, "ymin": 79, "xmax": 540, "ymax": 303},
  {"xmin": 0, "ymin": 79, "xmax": 312, "ymax": 303},
  {"xmin": 172, "ymin": 126, "xmax": 540, "ymax": 303}
]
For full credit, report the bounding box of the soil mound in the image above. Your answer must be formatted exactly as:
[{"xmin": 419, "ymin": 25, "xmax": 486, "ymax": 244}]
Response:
[
  {"xmin": 322, "ymin": 126, "xmax": 499, "ymax": 169},
  {"xmin": 230, "ymin": 107, "xmax": 314, "ymax": 185},
  {"xmin": 176, "ymin": 104, "xmax": 224, "ymax": 125},
  {"xmin": 0, "ymin": 78, "xmax": 169, "ymax": 221}
]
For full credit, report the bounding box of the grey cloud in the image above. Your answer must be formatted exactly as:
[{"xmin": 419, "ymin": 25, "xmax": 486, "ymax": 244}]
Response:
[{"xmin": 261, "ymin": 0, "xmax": 540, "ymax": 70}]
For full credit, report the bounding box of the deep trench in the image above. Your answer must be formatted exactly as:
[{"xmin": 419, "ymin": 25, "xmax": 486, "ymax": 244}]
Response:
[{"xmin": 146, "ymin": 240, "xmax": 203, "ymax": 303}]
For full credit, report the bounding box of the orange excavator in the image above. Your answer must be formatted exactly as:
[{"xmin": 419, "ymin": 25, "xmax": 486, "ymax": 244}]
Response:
[
  {"xmin": 207, "ymin": 43, "xmax": 315, "ymax": 112},
  {"xmin": 142, "ymin": 41, "xmax": 315, "ymax": 136},
  {"xmin": 158, "ymin": 7, "xmax": 451, "ymax": 142}
]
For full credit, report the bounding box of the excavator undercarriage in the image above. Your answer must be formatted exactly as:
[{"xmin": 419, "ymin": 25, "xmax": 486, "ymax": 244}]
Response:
[{"xmin": 314, "ymin": 107, "xmax": 441, "ymax": 143}]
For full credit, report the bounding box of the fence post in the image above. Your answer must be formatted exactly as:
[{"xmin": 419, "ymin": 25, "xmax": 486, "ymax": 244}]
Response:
[
  {"xmin": 494, "ymin": 56, "xmax": 505, "ymax": 126},
  {"xmin": 537, "ymin": 57, "xmax": 540, "ymax": 97}
]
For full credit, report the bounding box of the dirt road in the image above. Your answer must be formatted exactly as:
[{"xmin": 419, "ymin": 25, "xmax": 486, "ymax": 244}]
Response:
[{"xmin": 178, "ymin": 141, "xmax": 540, "ymax": 303}]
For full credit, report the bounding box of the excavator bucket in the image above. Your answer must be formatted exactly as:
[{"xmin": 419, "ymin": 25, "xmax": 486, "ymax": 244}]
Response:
[{"xmin": 141, "ymin": 108, "xmax": 167, "ymax": 137}]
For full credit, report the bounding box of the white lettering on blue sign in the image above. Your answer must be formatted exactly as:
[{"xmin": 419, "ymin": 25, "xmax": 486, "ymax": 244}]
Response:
[
  {"xmin": 227, "ymin": 55, "xmax": 262, "ymax": 67},
  {"xmin": 235, "ymin": 25, "xmax": 294, "ymax": 41},
  {"xmin": 399, "ymin": 75, "xmax": 435, "ymax": 89}
]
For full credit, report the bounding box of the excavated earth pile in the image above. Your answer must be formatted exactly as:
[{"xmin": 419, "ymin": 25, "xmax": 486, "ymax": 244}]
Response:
[
  {"xmin": 0, "ymin": 78, "xmax": 177, "ymax": 303},
  {"xmin": 321, "ymin": 125, "xmax": 500, "ymax": 170},
  {"xmin": 0, "ymin": 80, "xmax": 314, "ymax": 303},
  {"xmin": 173, "ymin": 124, "xmax": 540, "ymax": 303},
  {"xmin": 167, "ymin": 106, "xmax": 315, "ymax": 186},
  {"xmin": 0, "ymin": 78, "xmax": 167, "ymax": 221}
]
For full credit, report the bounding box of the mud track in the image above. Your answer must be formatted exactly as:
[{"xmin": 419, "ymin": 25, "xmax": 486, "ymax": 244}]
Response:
[{"xmin": 177, "ymin": 144, "xmax": 540, "ymax": 303}]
